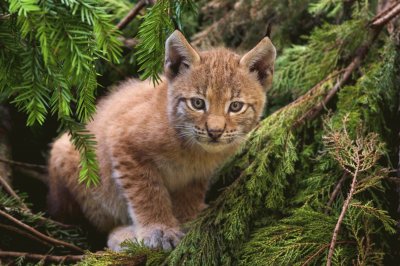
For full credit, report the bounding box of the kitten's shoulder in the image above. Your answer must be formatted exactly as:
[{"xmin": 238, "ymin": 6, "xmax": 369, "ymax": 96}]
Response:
[{"xmin": 99, "ymin": 78, "xmax": 153, "ymax": 106}]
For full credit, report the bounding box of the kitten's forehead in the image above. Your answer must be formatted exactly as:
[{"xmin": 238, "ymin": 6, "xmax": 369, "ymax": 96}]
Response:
[{"xmin": 192, "ymin": 48, "xmax": 243, "ymax": 99}]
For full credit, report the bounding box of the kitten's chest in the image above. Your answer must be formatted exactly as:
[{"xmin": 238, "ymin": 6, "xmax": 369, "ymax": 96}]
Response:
[{"xmin": 156, "ymin": 153, "xmax": 223, "ymax": 191}]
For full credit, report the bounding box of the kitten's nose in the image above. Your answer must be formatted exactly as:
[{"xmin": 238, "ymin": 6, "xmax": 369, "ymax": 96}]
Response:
[
  {"xmin": 207, "ymin": 128, "xmax": 224, "ymax": 140},
  {"xmin": 206, "ymin": 119, "xmax": 225, "ymax": 141}
]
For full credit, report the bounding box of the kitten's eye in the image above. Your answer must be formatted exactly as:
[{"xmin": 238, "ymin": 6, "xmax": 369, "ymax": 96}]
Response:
[
  {"xmin": 190, "ymin": 97, "xmax": 206, "ymax": 110},
  {"xmin": 229, "ymin": 101, "xmax": 244, "ymax": 113}
]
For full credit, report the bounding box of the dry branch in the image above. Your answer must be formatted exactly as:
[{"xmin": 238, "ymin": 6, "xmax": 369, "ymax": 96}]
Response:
[
  {"xmin": 0, "ymin": 224, "xmax": 51, "ymax": 247},
  {"xmin": 325, "ymin": 173, "xmax": 349, "ymax": 213},
  {"xmin": 370, "ymin": 2, "xmax": 400, "ymax": 27},
  {"xmin": 0, "ymin": 209, "xmax": 84, "ymax": 253},
  {"xmin": 0, "ymin": 251, "xmax": 84, "ymax": 263},
  {"xmin": 0, "ymin": 175, "xmax": 29, "ymax": 210},
  {"xmin": 0, "ymin": 157, "xmax": 47, "ymax": 170},
  {"xmin": 326, "ymin": 163, "xmax": 359, "ymax": 266},
  {"xmin": 117, "ymin": 0, "xmax": 155, "ymax": 30},
  {"xmin": 301, "ymin": 241, "xmax": 351, "ymax": 266},
  {"xmin": 12, "ymin": 166, "xmax": 47, "ymax": 184}
]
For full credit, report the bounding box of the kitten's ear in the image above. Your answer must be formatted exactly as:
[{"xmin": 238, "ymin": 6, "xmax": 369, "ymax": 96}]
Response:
[
  {"xmin": 165, "ymin": 30, "xmax": 200, "ymax": 80},
  {"xmin": 240, "ymin": 37, "xmax": 276, "ymax": 89}
]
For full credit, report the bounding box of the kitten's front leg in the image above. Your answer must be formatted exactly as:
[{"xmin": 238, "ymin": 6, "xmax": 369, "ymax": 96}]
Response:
[
  {"xmin": 111, "ymin": 158, "xmax": 184, "ymax": 250},
  {"xmin": 171, "ymin": 179, "xmax": 209, "ymax": 223}
]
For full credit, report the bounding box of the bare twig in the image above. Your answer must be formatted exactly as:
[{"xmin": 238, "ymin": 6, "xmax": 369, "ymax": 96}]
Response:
[
  {"xmin": 0, "ymin": 224, "xmax": 51, "ymax": 247},
  {"xmin": 13, "ymin": 166, "xmax": 48, "ymax": 184},
  {"xmin": 35, "ymin": 215, "xmax": 75, "ymax": 229},
  {"xmin": 117, "ymin": 0, "xmax": 155, "ymax": 30},
  {"xmin": 325, "ymin": 173, "xmax": 349, "ymax": 213},
  {"xmin": 0, "ymin": 175, "xmax": 29, "ymax": 210},
  {"xmin": 0, "ymin": 157, "xmax": 47, "ymax": 170},
  {"xmin": 326, "ymin": 162, "xmax": 360, "ymax": 266},
  {"xmin": 0, "ymin": 251, "xmax": 84, "ymax": 263},
  {"xmin": 0, "ymin": 209, "xmax": 84, "ymax": 253},
  {"xmin": 302, "ymin": 241, "xmax": 353, "ymax": 266},
  {"xmin": 0, "ymin": 14, "xmax": 11, "ymax": 20},
  {"xmin": 302, "ymin": 244, "xmax": 331, "ymax": 266},
  {"xmin": 370, "ymin": 2, "xmax": 400, "ymax": 27},
  {"xmin": 1, "ymin": 168, "xmax": 72, "ymax": 229}
]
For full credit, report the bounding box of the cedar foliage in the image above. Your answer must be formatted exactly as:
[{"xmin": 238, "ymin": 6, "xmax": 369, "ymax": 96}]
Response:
[
  {"xmin": 1, "ymin": 0, "xmax": 400, "ymax": 265},
  {"xmin": 82, "ymin": 0, "xmax": 400, "ymax": 265}
]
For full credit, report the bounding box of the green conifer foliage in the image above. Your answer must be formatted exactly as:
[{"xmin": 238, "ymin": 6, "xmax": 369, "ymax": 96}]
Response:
[
  {"xmin": 81, "ymin": 1, "xmax": 400, "ymax": 265},
  {"xmin": 1, "ymin": 0, "xmax": 399, "ymax": 264},
  {"xmin": 0, "ymin": 0, "xmax": 123, "ymax": 185}
]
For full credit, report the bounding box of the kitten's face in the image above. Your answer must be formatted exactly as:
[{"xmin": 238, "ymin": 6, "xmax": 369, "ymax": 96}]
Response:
[
  {"xmin": 167, "ymin": 50, "xmax": 272, "ymax": 153},
  {"xmin": 165, "ymin": 31, "xmax": 275, "ymax": 153}
]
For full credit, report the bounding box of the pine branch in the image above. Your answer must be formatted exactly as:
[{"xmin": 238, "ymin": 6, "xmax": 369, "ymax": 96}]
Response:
[
  {"xmin": 0, "ymin": 209, "xmax": 84, "ymax": 253},
  {"xmin": 0, "ymin": 175, "xmax": 29, "ymax": 211},
  {"xmin": 116, "ymin": 0, "xmax": 155, "ymax": 30},
  {"xmin": 0, "ymin": 251, "xmax": 84, "ymax": 263}
]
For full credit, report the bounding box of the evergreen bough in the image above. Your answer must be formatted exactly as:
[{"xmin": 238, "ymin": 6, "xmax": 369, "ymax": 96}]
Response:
[
  {"xmin": 81, "ymin": 1, "xmax": 400, "ymax": 265},
  {"xmin": 1, "ymin": 0, "xmax": 399, "ymax": 265}
]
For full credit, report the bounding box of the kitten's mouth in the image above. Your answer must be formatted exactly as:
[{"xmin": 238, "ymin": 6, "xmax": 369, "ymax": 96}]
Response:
[
  {"xmin": 198, "ymin": 137, "xmax": 236, "ymax": 149},
  {"xmin": 197, "ymin": 137, "xmax": 233, "ymax": 145}
]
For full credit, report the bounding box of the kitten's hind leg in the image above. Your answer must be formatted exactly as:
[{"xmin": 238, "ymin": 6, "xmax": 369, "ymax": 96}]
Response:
[
  {"xmin": 47, "ymin": 180, "xmax": 85, "ymax": 224},
  {"xmin": 107, "ymin": 225, "xmax": 137, "ymax": 251}
]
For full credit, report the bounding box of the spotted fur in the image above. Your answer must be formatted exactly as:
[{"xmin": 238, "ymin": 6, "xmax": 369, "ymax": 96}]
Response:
[{"xmin": 47, "ymin": 31, "xmax": 276, "ymax": 251}]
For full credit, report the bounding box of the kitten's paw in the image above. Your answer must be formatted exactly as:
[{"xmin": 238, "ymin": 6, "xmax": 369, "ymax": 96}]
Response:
[
  {"xmin": 107, "ymin": 226, "xmax": 135, "ymax": 252},
  {"xmin": 138, "ymin": 225, "xmax": 185, "ymax": 250}
]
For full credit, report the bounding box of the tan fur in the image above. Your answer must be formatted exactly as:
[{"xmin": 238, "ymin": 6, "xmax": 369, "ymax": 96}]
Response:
[{"xmin": 47, "ymin": 31, "xmax": 276, "ymax": 250}]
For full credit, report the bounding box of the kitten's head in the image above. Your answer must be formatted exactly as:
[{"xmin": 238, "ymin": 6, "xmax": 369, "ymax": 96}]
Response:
[{"xmin": 165, "ymin": 30, "xmax": 276, "ymax": 153}]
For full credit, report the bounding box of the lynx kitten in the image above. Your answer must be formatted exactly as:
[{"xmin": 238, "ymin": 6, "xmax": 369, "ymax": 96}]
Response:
[{"xmin": 47, "ymin": 30, "xmax": 276, "ymax": 251}]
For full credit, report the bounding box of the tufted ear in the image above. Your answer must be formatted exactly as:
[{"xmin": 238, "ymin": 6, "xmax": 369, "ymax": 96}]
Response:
[
  {"xmin": 240, "ymin": 37, "xmax": 276, "ymax": 89},
  {"xmin": 165, "ymin": 30, "xmax": 200, "ymax": 80}
]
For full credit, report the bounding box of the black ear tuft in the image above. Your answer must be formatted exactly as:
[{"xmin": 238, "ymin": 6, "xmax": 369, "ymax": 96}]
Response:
[{"xmin": 265, "ymin": 23, "xmax": 272, "ymax": 38}]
